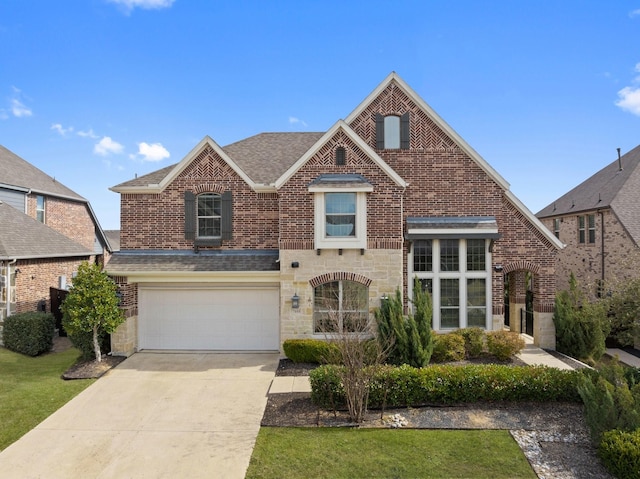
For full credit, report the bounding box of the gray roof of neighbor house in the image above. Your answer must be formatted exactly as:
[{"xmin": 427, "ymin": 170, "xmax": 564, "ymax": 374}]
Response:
[
  {"xmin": 0, "ymin": 145, "xmax": 113, "ymax": 253},
  {"xmin": 0, "ymin": 145, "xmax": 85, "ymax": 200},
  {"xmin": 106, "ymin": 249, "xmax": 280, "ymax": 274},
  {"xmin": 0, "ymin": 201, "xmax": 93, "ymax": 260},
  {"xmin": 112, "ymin": 132, "xmax": 324, "ymax": 189},
  {"xmin": 104, "ymin": 230, "xmax": 120, "ymax": 252},
  {"xmin": 537, "ymin": 144, "xmax": 640, "ymax": 245}
]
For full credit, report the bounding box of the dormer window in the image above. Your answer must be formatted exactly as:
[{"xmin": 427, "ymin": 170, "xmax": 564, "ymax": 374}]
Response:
[{"xmin": 376, "ymin": 112, "xmax": 410, "ymax": 149}]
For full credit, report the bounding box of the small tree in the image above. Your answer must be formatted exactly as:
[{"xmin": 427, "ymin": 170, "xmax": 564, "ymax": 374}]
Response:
[
  {"xmin": 375, "ymin": 278, "xmax": 433, "ymax": 368},
  {"xmin": 608, "ymin": 277, "xmax": 640, "ymax": 347},
  {"xmin": 553, "ymin": 273, "xmax": 609, "ymax": 362},
  {"xmin": 61, "ymin": 262, "xmax": 124, "ymax": 362}
]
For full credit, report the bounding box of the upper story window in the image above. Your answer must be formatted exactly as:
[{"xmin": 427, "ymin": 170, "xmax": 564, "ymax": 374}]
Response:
[
  {"xmin": 184, "ymin": 190, "xmax": 233, "ymax": 246},
  {"xmin": 553, "ymin": 218, "xmax": 560, "ymax": 239},
  {"xmin": 309, "ymin": 174, "xmax": 372, "ymax": 250},
  {"xmin": 375, "ymin": 112, "xmax": 410, "ymax": 149},
  {"xmin": 197, "ymin": 193, "xmax": 221, "ymax": 238},
  {"xmin": 578, "ymin": 214, "xmax": 595, "ymax": 244},
  {"xmin": 36, "ymin": 195, "xmax": 45, "ymax": 223}
]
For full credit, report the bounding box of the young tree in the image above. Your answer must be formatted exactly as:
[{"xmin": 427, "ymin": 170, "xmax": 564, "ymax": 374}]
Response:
[{"xmin": 61, "ymin": 262, "xmax": 124, "ymax": 362}]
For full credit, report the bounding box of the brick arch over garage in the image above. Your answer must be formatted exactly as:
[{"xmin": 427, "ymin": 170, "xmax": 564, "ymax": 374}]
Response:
[{"xmin": 309, "ymin": 272, "xmax": 373, "ymax": 288}]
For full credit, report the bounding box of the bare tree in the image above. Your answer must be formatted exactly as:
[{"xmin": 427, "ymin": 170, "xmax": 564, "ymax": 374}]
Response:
[{"xmin": 314, "ymin": 281, "xmax": 389, "ymax": 423}]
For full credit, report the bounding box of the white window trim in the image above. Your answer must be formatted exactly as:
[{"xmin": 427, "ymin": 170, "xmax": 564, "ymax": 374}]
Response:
[
  {"xmin": 196, "ymin": 193, "xmax": 221, "ymax": 239},
  {"xmin": 312, "ymin": 280, "xmax": 370, "ymax": 335},
  {"xmin": 408, "ymin": 239, "xmax": 492, "ymax": 331},
  {"xmin": 311, "ymin": 187, "xmax": 370, "ymax": 250}
]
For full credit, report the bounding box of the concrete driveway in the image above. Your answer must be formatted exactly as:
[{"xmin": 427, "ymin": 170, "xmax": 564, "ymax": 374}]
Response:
[{"xmin": 0, "ymin": 352, "xmax": 279, "ymax": 479}]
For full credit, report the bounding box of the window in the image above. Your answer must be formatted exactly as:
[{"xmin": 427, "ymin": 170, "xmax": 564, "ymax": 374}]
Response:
[
  {"xmin": 553, "ymin": 218, "xmax": 560, "ymax": 239},
  {"xmin": 375, "ymin": 112, "xmax": 410, "ymax": 149},
  {"xmin": 335, "ymin": 147, "xmax": 346, "ymax": 166},
  {"xmin": 314, "ymin": 280, "xmax": 368, "ymax": 333},
  {"xmin": 578, "ymin": 215, "xmax": 595, "ymax": 244},
  {"xmin": 184, "ymin": 190, "xmax": 233, "ymax": 244},
  {"xmin": 197, "ymin": 193, "xmax": 221, "ymax": 238},
  {"xmin": 588, "ymin": 214, "xmax": 596, "ymax": 244},
  {"xmin": 36, "ymin": 195, "xmax": 45, "ymax": 223},
  {"xmin": 325, "ymin": 193, "xmax": 356, "ymax": 237},
  {"xmin": 411, "ymin": 239, "xmax": 490, "ymax": 330}
]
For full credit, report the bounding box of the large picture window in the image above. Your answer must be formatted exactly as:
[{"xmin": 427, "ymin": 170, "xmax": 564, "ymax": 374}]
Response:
[
  {"xmin": 313, "ymin": 280, "xmax": 368, "ymax": 333},
  {"xmin": 411, "ymin": 239, "xmax": 490, "ymax": 330}
]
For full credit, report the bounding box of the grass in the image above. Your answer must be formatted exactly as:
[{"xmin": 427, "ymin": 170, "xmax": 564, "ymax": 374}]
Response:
[
  {"xmin": 246, "ymin": 427, "xmax": 536, "ymax": 479},
  {"xmin": 0, "ymin": 346, "xmax": 94, "ymax": 451}
]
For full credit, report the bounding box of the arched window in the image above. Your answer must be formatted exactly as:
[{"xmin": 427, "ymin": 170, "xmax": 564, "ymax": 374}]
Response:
[{"xmin": 313, "ymin": 280, "xmax": 368, "ymax": 333}]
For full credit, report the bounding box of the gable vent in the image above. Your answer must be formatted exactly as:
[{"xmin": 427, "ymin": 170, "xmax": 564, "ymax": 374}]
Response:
[{"xmin": 335, "ymin": 147, "xmax": 346, "ymax": 166}]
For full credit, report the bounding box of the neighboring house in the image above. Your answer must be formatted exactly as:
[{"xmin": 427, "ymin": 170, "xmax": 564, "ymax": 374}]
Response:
[
  {"xmin": 537, "ymin": 145, "xmax": 640, "ymax": 296},
  {"xmin": 0, "ymin": 145, "xmax": 112, "ymax": 339},
  {"xmin": 104, "ymin": 230, "xmax": 121, "ymax": 252},
  {"xmin": 106, "ymin": 73, "xmax": 562, "ymax": 356}
]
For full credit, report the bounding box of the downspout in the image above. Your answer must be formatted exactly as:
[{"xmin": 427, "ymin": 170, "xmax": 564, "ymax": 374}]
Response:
[
  {"xmin": 598, "ymin": 209, "xmax": 605, "ymax": 292},
  {"xmin": 5, "ymin": 259, "xmax": 16, "ymax": 319}
]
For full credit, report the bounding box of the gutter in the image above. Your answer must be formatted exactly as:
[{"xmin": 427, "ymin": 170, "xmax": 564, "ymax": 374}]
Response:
[
  {"xmin": 4, "ymin": 259, "xmax": 16, "ymax": 319},
  {"xmin": 598, "ymin": 209, "xmax": 605, "ymax": 290}
]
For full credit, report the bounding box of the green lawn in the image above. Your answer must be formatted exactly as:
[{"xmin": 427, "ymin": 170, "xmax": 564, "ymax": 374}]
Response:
[
  {"xmin": 0, "ymin": 347, "xmax": 94, "ymax": 451},
  {"xmin": 247, "ymin": 427, "xmax": 536, "ymax": 479}
]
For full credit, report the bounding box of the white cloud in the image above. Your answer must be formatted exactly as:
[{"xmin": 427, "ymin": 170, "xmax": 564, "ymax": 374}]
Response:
[
  {"xmin": 630, "ymin": 9, "xmax": 640, "ymax": 17},
  {"xmin": 51, "ymin": 123, "xmax": 74, "ymax": 136},
  {"xmin": 289, "ymin": 116, "xmax": 308, "ymax": 127},
  {"xmin": 107, "ymin": 0, "xmax": 175, "ymax": 13},
  {"xmin": 135, "ymin": 142, "xmax": 170, "ymax": 162},
  {"xmin": 615, "ymin": 62, "xmax": 640, "ymax": 116},
  {"xmin": 77, "ymin": 128, "xmax": 99, "ymax": 139},
  {"xmin": 11, "ymin": 98, "xmax": 32, "ymax": 117},
  {"xmin": 94, "ymin": 136, "xmax": 124, "ymax": 156}
]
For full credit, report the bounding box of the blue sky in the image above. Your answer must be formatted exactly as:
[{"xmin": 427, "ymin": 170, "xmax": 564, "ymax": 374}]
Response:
[{"xmin": 1, "ymin": 0, "xmax": 639, "ymax": 231}]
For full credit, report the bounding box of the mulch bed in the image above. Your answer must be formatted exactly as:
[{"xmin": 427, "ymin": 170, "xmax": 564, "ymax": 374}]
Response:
[{"xmin": 62, "ymin": 355, "xmax": 126, "ymax": 380}]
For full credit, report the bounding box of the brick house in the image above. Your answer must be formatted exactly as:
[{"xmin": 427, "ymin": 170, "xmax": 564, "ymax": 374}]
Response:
[
  {"xmin": 0, "ymin": 145, "xmax": 112, "ymax": 338},
  {"xmin": 537, "ymin": 145, "xmax": 640, "ymax": 296},
  {"xmin": 106, "ymin": 73, "xmax": 562, "ymax": 356}
]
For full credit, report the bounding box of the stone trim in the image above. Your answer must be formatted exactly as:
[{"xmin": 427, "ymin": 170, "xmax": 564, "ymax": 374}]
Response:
[{"xmin": 309, "ymin": 271, "xmax": 373, "ymax": 288}]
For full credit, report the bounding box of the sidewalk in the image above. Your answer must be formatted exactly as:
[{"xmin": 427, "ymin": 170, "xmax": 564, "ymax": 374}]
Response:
[
  {"xmin": 606, "ymin": 348, "xmax": 640, "ymax": 368},
  {"xmin": 516, "ymin": 344, "xmax": 575, "ymax": 370}
]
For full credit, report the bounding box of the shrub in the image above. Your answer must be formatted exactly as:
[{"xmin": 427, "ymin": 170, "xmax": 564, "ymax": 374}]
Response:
[
  {"xmin": 63, "ymin": 323, "xmax": 110, "ymax": 361},
  {"xmin": 599, "ymin": 429, "xmax": 640, "ymax": 479},
  {"xmin": 456, "ymin": 327, "xmax": 486, "ymax": 358},
  {"xmin": 486, "ymin": 330, "xmax": 525, "ymax": 361},
  {"xmin": 282, "ymin": 339, "xmax": 339, "ymax": 364},
  {"xmin": 2, "ymin": 312, "xmax": 56, "ymax": 356},
  {"xmin": 310, "ymin": 363, "xmax": 582, "ymax": 409},
  {"xmin": 608, "ymin": 277, "xmax": 640, "ymax": 347},
  {"xmin": 553, "ymin": 273, "xmax": 609, "ymax": 362},
  {"xmin": 431, "ymin": 333, "xmax": 465, "ymax": 363},
  {"xmin": 375, "ymin": 280, "xmax": 433, "ymax": 368}
]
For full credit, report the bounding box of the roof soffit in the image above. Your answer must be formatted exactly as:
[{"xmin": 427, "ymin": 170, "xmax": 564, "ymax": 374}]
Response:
[{"xmin": 274, "ymin": 120, "xmax": 407, "ymax": 189}]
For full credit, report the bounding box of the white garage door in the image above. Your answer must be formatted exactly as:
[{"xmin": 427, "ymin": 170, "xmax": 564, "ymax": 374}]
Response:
[{"xmin": 138, "ymin": 284, "xmax": 280, "ymax": 351}]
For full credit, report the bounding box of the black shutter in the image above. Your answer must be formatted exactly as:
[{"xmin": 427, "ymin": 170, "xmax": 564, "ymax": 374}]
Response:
[
  {"xmin": 184, "ymin": 191, "xmax": 196, "ymax": 240},
  {"xmin": 375, "ymin": 113, "xmax": 384, "ymax": 149},
  {"xmin": 221, "ymin": 190, "xmax": 233, "ymax": 241},
  {"xmin": 400, "ymin": 112, "xmax": 410, "ymax": 149}
]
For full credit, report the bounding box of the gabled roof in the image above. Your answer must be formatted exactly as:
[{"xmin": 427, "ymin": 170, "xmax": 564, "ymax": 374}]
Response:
[
  {"xmin": 275, "ymin": 120, "xmax": 407, "ymax": 189},
  {"xmin": 345, "ymin": 72, "xmax": 510, "ymax": 191},
  {"xmin": 537, "ymin": 144, "xmax": 640, "ymax": 245},
  {"xmin": 0, "ymin": 201, "xmax": 93, "ymax": 260},
  {"xmin": 0, "ymin": 145, "xmax": 85, "ymax": 200}
]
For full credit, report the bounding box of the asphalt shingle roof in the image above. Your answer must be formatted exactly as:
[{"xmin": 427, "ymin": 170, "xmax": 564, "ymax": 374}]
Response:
[
  {"xmin": 0, "ymin": 201, "xmax": 93, "ymax": 259},
  {"xmin": 106, "ymin": 250, "xmax": 280, "ymax": 273},
  {"xmin": 112, "ymin": 132, "xmax": 324, "ymax": 189},
  {"xmin": 536, "ymin": 144, "xmax": 640, "ymax": 245},
  {"xmin": 0, "ymin": 145, "xmax": 86, "ymax": 200}
]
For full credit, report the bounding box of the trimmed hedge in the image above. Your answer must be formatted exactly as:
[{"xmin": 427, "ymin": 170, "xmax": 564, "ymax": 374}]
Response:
[
  {"xmin": 310, "ymin": 363, "xmax": 582, "ymax": 409},
  {"xmin": 599, "ymin": 429, "xmax": 640, "ymax": 479},
  {"xmin": 2, "ymin": 312, "xmax": 56, "ymax": 356},
  {"xmin": 456, "ymin": 327, "xmax": 485, "ymax": 358},
  {"xmin": 282, "ymin": 339, "xmax": 340, "ymax": 364}
]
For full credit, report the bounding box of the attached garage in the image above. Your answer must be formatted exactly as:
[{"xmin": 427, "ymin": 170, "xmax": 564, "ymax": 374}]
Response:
[{"xmin": 138, "ymin": 284, "xmax": 280, "ymax": 351}]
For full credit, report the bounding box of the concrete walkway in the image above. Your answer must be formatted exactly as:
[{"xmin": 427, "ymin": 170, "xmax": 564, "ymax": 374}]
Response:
[
  {"xmin": 606, "ymin": 348, "xmax": 640, "ymax": 368},
  {"xmin": 0, "ymin": 352, "xmax": 279, "ymax": 479},
  {"xmin": 517, "ymin": 343, "xmax": 575, "ymax": 370}
]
